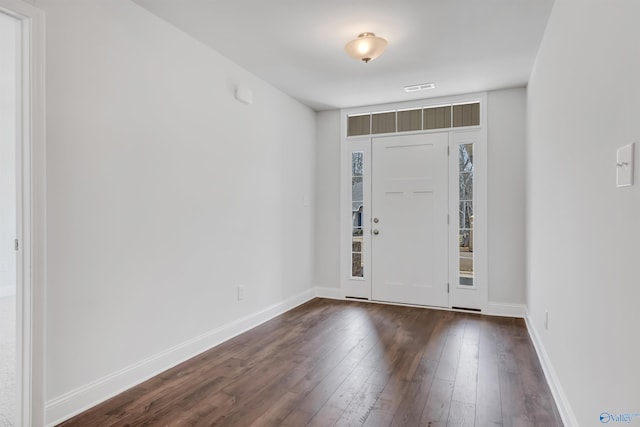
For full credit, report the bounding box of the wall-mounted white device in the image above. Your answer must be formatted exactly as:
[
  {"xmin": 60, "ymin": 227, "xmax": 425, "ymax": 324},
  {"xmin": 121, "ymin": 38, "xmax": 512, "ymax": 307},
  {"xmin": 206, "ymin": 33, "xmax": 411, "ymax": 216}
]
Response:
[{"xmin": 235, "ymin": 85, "xmax": 253, "ymax": 105}]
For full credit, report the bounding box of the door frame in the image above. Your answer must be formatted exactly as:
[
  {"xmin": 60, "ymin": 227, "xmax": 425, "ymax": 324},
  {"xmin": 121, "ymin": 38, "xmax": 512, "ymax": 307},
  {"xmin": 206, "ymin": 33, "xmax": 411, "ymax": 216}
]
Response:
[
  {"xmin": 0, "ymin": 1, "xmax": 45, "ymax": 425},
  {"xmin": 340, "ymin": 93, "xmax": 487, "ymax": 310}
]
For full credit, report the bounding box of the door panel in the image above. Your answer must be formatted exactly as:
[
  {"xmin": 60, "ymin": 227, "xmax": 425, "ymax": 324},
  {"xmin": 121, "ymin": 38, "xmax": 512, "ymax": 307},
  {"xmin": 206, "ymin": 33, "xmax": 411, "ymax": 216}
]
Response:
[{"xmin": 371, "ymin": 133, "xmax": 449, "ymax": 307}]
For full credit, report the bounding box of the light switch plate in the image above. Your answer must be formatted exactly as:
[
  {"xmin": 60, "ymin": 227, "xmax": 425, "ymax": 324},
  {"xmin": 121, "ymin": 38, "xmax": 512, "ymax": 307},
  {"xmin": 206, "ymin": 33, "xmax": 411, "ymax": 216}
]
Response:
[{"xmin": 616, "ymin": 143, "xmax": 635, "ymax": 187}]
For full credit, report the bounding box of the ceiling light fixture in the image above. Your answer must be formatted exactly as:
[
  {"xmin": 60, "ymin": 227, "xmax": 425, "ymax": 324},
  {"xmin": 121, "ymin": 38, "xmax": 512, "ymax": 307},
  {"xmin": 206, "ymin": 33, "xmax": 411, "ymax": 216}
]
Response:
[
  {"xmin": 404, "ymin": 83, "xmax": 436, "ymax": 92},
  {"xmin": 344, "ymin": 32, "xmax": 388, "ymax": 63}
]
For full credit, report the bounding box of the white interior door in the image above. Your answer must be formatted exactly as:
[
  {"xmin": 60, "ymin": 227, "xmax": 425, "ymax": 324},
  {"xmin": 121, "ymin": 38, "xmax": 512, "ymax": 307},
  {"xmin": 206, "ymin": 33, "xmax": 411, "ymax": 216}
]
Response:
[{"xmin": 371, "ymin": 133, "xmax": 449, "ymax": 307}]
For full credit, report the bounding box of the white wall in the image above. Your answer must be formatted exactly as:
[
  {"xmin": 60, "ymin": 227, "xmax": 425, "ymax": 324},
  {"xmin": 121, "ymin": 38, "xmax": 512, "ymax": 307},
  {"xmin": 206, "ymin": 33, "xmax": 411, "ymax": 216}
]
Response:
[
  {"xmin": 314, "ymin": 110, "xmax": 341, "ymax": 290},
  {"xmin": 487, "ymin": 88, "xmax": 526, "ymax": 305},
  {"xmin": 39, "ymin": 0, "xmax": 316, "ymax": 421},
  {"xmin": 0, "ymin": 13, "xmax": 16, "ymax": 297},
  {"xmin": 314, "ymin": 92, "xmax": 527, "ymax": 309},
  {"xmin": 527, "ymin": 0, "xmax": 640, "ymax": 425}
]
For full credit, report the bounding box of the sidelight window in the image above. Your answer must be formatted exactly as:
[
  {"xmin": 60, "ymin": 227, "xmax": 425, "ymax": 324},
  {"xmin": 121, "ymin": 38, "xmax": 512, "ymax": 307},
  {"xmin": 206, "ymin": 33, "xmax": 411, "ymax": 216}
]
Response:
[
  {"xmin": 458, "ymin": 144, "xmax": 474, "ymax": 286},
  {"xmin": 351, "ymin": 152, "xmax": 364, "ymax": 277}
]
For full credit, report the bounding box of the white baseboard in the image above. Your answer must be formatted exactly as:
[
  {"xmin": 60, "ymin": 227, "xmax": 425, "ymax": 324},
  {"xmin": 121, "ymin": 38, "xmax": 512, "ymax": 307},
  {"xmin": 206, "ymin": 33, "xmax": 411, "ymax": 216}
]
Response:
[
  {"xmin": 312, "ymin": 292, "xmax": 527, "ymax": 319},
  {"xmin": 45, "ymin": 288, "xmax": 316, "ymax": 426},
  {"xmin": 485, "ymin": 302, "xmax": 526, "ymax": 317},
  {"xmin": 314, "ymin": 286, "xmax": 342, "ymax": 300},
  {"xmin": 525, "ymin": 313, "xmax": 578, "ymax": 427}
]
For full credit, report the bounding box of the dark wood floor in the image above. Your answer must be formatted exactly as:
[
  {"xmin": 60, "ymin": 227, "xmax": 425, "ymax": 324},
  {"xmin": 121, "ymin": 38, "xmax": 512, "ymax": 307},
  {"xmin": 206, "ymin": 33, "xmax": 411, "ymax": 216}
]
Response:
[{"xmin": 59, "ymin": 298, "xmax": 562, "ymax": 427}]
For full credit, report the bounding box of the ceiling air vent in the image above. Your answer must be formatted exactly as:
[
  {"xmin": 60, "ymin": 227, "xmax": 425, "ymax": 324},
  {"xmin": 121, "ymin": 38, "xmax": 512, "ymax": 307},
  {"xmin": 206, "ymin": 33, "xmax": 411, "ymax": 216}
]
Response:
[{"xmin": 404, "ymin": 83, "xmax": 435, "ymax": 93}]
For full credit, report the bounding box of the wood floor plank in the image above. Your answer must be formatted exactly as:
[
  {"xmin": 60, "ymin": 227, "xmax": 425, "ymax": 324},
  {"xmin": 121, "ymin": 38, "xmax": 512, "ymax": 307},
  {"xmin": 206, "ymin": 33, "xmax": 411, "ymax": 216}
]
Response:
[
  {"xmin": 58, "ymin": 299, "xmax": 562, "ymax": 427},
  {"xmin": 388, "ymin": 309, "xmax": 441, "ymax": 427},
  {"xmin": 475, "ymin": 317, "xmax": 503, "ymax": 427},
  {"xmin": 388, "ymin": 357, "xmax": 438, "ymax": 427},
  {"xmin": 247, "ymin": 391, "xmax": 301, "ymax": 427},
  {"xmin": 499, "ymin": 370, "xmax": 533, "ymax": 427},
  {"xmin": 281, "ymin": 371, "xmax": 357, "ymax": 423},
  {"xmin": 448, "ymin": 400, "xmax": 476, "ymax": 427},
  {"xmin": 306, "ymin": 364, "xmax": 377, "ymax": 426},
  {"xmin": 496, "ymin": 318, "xmax": 535, "ymax": 427},
  {"xmin": 334, "ymin": 381, "xmax": 385, "ymax": 426},
  {"xmin": 280, "ymin": 323, "xmax": 380, "ymax": 425},
  {"xmin": 451, "ymin": 316, "xmax": 480, "ymax": 405},
  {"xmin": 434, "ymin": 316, "xmax": 465, "ymax": 382},
  {"xmin": 419, "ymin": 378, "xmax": 454, "ymax": 427},
  {"xmin": 422, "ymin": 310, "xmax": 454, "ymax": 361},
  {"xmin": 360, "ymin": 309, "xmax": 431, "ymax": 425}
]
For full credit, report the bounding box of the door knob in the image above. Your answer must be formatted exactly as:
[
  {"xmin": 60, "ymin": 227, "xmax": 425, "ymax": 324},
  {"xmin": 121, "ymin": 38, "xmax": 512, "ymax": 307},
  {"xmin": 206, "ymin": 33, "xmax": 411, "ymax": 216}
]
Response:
[
  {"xmin": 373, "ymin": 218, "xmax": 379, "ymax": 223},
  {"xmin": 373, "ymin": 229, "xmax": 380, "ymax": 235}
]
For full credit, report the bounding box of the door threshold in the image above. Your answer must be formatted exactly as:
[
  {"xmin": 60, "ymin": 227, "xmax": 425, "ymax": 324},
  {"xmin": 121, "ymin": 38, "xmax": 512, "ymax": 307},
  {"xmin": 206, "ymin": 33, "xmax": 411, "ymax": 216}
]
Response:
[
  {"xmin": 451, "ymin": 306, "xmax": 482, "ymax": 313},
  {"xmin": 333, "ymin": 296, "xmax": 486, "ymax": 315}
]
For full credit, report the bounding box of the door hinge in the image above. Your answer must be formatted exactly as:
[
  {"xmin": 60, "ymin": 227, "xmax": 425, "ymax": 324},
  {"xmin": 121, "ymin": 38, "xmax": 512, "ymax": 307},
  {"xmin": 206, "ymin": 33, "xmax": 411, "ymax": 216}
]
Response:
[
  {"xmin": 447, "ymin": 214, "xmax": 450, "ymax": 225},
  {"xmin": 447, "ymin": 145, "xmax": 450, "ymax": 156},
  {"xmin": 14, "ymin": 239, "xmax": 19, "ymax": 251},
  {"xmin": 447, "ymin": 283, "xmax": 450, "ymax": 293}
]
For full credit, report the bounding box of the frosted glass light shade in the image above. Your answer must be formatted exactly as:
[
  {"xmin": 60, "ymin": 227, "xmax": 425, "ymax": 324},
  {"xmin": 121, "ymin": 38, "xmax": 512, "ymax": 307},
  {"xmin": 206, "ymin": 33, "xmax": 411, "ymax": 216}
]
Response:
[{"xmin": 344, "ymin": 32, "xmax": 388, "ymax": 63}]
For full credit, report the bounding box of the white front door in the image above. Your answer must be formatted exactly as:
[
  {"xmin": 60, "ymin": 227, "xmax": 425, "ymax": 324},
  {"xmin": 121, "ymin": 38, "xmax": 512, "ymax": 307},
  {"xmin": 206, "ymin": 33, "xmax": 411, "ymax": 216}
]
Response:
[{"xmin": 371, "ymin": 133, "xmax": 449, "ymax": 307}]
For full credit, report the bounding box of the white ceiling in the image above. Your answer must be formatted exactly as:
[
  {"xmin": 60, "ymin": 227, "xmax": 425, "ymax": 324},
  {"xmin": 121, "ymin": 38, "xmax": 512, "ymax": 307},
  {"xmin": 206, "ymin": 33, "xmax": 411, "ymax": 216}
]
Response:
[{"xmin": 132, "ymin": 0, "xmax": 554, "ymax": 111}]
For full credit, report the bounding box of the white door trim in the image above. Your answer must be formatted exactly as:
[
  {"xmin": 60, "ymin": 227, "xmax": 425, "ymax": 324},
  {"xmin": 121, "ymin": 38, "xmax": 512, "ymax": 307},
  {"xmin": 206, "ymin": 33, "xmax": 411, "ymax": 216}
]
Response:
[
  {"xmin": 0, "ymin": 1, "xmax": 45, "ymax": 425},
  {"xmin": 340, "ymin": 93, "xmax": 488, "ymax": 311}
]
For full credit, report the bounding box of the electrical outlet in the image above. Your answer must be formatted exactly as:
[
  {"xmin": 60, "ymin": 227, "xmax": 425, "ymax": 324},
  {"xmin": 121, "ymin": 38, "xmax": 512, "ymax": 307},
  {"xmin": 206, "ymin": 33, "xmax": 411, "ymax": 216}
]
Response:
[
  {"xmin": 545, "ymin": 311, "xmax": 549, "ymax": 331},
  {"xmin": 237, "ymin": 286, "xmax": 245, "ymax": 301}
]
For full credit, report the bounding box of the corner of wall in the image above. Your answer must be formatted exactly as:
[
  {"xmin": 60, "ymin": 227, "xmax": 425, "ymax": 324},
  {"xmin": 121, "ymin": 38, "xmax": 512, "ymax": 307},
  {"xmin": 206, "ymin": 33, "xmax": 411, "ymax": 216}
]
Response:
[
  {"xmin": 486, "ymin": 87, "xmax": 527, "ymax": 307},
  {"xmin": 313, "ymin": 109, "xmax": 342, "ymax": 291},
  {"xmin": 485, "ymin": 302, "xmax": 526, "ymax": 318},
  {"xmin": 524, "ymin": 311, "xmax": 578, "ymax": 427},
  {"xmin": 314, "ymin": 286, "xmax": 342, "ymax": 300}
]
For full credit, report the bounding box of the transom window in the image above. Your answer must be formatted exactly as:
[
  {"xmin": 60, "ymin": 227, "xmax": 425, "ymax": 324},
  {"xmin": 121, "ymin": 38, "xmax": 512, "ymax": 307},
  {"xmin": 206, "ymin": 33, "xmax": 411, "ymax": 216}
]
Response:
[{"xmin": 346, "ymin": 102, "xmax": 480, "ymax": 137}]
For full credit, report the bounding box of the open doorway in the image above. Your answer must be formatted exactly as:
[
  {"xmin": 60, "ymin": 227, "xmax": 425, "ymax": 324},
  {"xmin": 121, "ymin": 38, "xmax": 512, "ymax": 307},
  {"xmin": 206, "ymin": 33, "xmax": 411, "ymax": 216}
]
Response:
[
  {"xmin": 0, "ymin": 1, "xmax": 44, "ymax": 423},
  {"xmin": 0, "ymin": 10, "xmax": 18, "ymax": 426}
]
